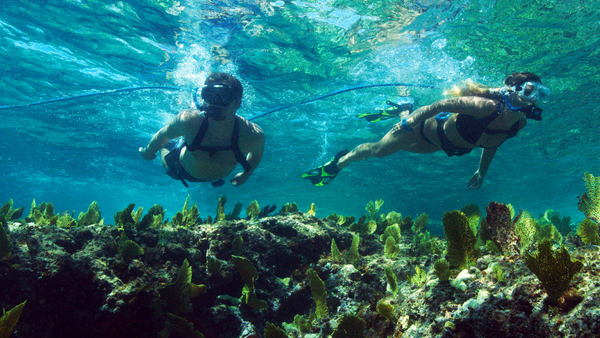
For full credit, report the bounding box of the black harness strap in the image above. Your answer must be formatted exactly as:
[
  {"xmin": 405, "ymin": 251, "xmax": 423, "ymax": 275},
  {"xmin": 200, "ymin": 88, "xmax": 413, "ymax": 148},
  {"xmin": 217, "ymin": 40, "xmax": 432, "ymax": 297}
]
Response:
[{"xmin": 185, "ymin": 117, "xmax": 252, "ymax": 171}]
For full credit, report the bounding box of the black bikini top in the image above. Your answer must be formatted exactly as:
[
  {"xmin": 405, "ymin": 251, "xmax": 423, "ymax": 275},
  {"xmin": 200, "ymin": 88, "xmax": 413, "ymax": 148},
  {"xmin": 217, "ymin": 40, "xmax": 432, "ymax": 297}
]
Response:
[
  {"xmin": 185, "ymin": 117, "xmax": 252, "ymax": 172},
  {"xmin": 455, "ymin": 100, "xmax": 520, "ymax": 147}
]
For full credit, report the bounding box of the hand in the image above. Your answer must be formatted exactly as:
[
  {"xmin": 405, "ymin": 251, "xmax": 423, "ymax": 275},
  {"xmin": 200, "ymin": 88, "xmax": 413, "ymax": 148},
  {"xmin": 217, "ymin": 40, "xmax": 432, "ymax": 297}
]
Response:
[
  {"xmin": 139, "ymin": 147, "xmax": 157, "ymax": 161},
  {"xmin": 467, "ymin": 171, "xmax": 484, "ymax": 189},
  {"xmin": 230, "ymin": 172, "xmax": 249, "ymax": 186}
]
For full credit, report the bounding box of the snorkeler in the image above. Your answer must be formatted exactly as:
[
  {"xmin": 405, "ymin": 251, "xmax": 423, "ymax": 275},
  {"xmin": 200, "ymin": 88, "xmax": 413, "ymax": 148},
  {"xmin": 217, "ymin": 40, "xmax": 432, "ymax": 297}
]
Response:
[
  {"xmin": 140, "ymin": 72, "xmax": 265, "ymax": 187},
  {"xmin": 301, "ymin": 72, "xmax": 550, "ymax": 189}
]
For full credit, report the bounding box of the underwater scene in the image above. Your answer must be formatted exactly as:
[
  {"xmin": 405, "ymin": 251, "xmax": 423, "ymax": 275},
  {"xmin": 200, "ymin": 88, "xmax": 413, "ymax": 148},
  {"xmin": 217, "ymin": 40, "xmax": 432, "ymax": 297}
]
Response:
[{"xmin": 1, "ymin": 0, "xmax": 600, "ymax": 337}]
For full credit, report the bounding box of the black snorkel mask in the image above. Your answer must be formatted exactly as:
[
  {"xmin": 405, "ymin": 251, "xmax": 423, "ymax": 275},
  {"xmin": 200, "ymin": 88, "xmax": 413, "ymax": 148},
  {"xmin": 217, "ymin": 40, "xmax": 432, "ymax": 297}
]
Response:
[
  {"xmin": 502, "ymin": 95, "xmax": 543, "ymax": 121},
  {"xmin": 192, "ymin": 83, "xmax": 236, "ymax": 120}
]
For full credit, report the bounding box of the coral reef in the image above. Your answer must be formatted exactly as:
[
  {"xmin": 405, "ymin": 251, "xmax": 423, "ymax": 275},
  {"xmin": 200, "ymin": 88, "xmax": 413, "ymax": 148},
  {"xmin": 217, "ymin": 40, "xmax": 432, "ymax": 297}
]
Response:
[{"xmin": 1, "ymin": 193, "xmax": 599, "ymax": 338}]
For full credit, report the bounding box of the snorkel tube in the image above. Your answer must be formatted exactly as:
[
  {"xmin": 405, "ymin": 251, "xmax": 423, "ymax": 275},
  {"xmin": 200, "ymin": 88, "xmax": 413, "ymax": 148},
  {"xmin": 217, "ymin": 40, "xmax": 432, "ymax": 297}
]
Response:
[
  {"xmin": 501, "ymin": 92, "xmax": 543, "ymax": 121},
  {"xmin": 192, "ymin": 87, "xmax": 226, "ymax": 120}
]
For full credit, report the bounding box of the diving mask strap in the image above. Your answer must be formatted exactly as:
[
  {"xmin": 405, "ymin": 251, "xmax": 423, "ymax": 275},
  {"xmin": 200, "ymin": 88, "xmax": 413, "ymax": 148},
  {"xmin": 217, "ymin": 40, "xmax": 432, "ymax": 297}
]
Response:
[{"xmin": 192, "ymin": 87, "xmax": 202, "ymax": 110}]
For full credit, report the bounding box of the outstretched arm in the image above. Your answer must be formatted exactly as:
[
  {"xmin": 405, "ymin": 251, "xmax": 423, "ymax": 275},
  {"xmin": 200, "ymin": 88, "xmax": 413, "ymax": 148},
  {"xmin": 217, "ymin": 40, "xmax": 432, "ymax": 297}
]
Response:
[
  {"xmin": 139, "ymin": 111, "xmax": 193, "ymax": 161},
  {"xmin": 403, "ymin": 96, "xmax": 496, "ymax": 129},
  {"xmin": 467, "ymin": 147, "xmax": 498, "ymax": 189},
  {"xmin": 230, "ymin": 125, "xmax": 265, "ymax": 186}
]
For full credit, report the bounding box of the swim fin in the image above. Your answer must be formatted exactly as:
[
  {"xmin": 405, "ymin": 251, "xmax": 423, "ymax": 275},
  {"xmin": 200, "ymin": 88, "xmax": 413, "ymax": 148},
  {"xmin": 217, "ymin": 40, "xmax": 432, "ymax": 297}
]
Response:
[
  {"xmin": 300, "ymin": 149, "xmax": 349, "ymax": 186},
  {"xmin": 356, "ymin": 100, "xmax": 413, "ymax": 123}
]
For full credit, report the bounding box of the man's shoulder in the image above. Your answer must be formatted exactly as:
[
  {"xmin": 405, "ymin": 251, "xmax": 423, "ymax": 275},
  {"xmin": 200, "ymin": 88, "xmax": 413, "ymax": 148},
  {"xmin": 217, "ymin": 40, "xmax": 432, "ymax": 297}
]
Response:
[
  {"xmin": 236, "ymin": 116, "xmax": 265, "ymax": 144},
  {"xmin": 237, "ymin": 116, "xmax": 263, "ymax": 134},
  {"xmin": 180, "ymin": 108, "xmax": 202, "ymax": 122}
]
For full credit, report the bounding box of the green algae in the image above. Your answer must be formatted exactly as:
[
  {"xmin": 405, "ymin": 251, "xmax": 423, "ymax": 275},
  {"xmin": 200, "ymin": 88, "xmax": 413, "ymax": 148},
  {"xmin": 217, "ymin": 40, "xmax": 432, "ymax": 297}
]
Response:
[
  {"xmin": 0, "ymin": 301, "xmax": 26, "ymax": 338},
  {"xmin": 384, "ymin": 266, "xmax": 398, "ymax": 295},
  {"xmin": 524, "ymin": 239, "xmax": 583, "ymax": 304},
  {"xmin": 331, "ymin": 314, "xmax": 366, "ymax": 338},
  {"xmin": 346, "ymin": 233, "xmax": 361, "ymax": 267},
  {"xmin": 443, "ymin": 210, "xmax": 479, "ymax": 269},
  {"xmin": 331, "ymin": 238, "xmax": 342, "ymax": 263},
  {"xmin": 407, "ymin": 266, "xmax": 427, "ymax": 287},
  {"xmin": 265, "ymin": 322, "xmax": 289, "ymax": 338},
  {"xmin": 306, "ymin": 268, "xmax": 328, "ymax": 319},
  {"xmin": 0, "ymin": 199, "xmax": 24, "ymax": 222},
  {"xmin": 0, "ymin": 222, "xmax": 10, "ymax": 261},
  {"xmin": 433, "ymin": 258, "xmax": 451, "ymax": 281},
  {"xmin": 118, "ymin": 233, "xmax": 144, "ymax": 263},
  {"xmin": 232, "ymin": 255, "xmax": 267, "ymax": 310},
  {"xmin": 577, "ymin": 218, "xmax": 600, "ymax": 245},
  {"xmin": 246, "ymin": 200, "xmax": 260, "ymax": 219},
  {"xmin": 376, "ymin": 299, "xmax": 398, "ymax": 323}
]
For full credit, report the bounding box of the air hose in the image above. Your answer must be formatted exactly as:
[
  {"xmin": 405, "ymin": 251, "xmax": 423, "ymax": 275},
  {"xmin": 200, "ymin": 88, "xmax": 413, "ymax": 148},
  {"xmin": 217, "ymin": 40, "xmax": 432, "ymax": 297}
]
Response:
[{"xmin": 0, "ymin": 83, "xmax": 437, "ymax": 120}]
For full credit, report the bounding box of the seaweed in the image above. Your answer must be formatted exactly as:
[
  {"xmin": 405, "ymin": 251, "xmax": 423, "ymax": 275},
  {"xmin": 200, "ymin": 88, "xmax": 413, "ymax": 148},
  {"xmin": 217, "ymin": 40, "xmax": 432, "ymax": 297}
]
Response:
[
  {"xmin": 172, "ymin": 196, "xmax": 200, "ymax": 227},
  {"xmin": 365, "ymin": 199, "xmax": 384, "ymax": 220},
  {"xmin": 159, "ymin": 313, "xmax": 205, "ymax": 338},
  {"xmin": 524, "ymin": 239, "xmax": 583, "ymax": 304},
  {"xmin": 264, "ymin": 322, "xmax": 289, "ymax": 338},
  {"xmin": 384, "ymin": 266, "xmax": 398, "ymax": 295},
  {"xmin": 259, "ymin": 203, "xmax": 278, "ymax": 218},
  {"xmin": 27, "ymin": 200, "xmax": 58, "ymax": 226},
  {"xmin": 0, "ymin": 199, "xmax": 24, "ymax": 221},
  {"xmin": 232, "ymin": 255, "xmax": 267, "ymax": 310},
  {"xmin": 345, "ymin": 233, "xmax": 361, "ymax": 267},
  {"xmin": 331, "ymin": 238, "xmax": 342, "ymax": 263},
  {"xmin": 158, "ymin": 259, "xmax": 206, "ymax": 314},
  {"xmin": 433, "ymin": 258, "xmax": 451, "ymax": 281},
  {"xmin": 279, "ymin": 203, "xmax": 299, "ymax": 215},
  {"xmin": 0, "ymin": 301, "xmax": 26, "ymax": 338},
  {"xmin": 376, "ymin": 299, "xmax": 397, "ymax": 323},
  {"xmin": 577, "ymin": 172, "xmax": 600, "ymax": 223},
  {"xmin": 306, "ymin": 203, "xmax": 316, "ymax": 217},
  {"xmin": 576, "ymin": 218, "xmax": 600, "ymax": 245},
  {"xmin": 383, "ymin": 236, "xmax": 400, "ymax": 259},
  {"xmin": 0, "ymin": 220, "xmax": 11, "ymax": 261},
  {"xmin": 246, "ymin": 200, "xmax": 260, "ymax": 219},
  {"xmin": 118, "ymin": 233, "xmax": 145, "ymax": 264},
  {"xmin": 306, "ymin": 268, "xmax": 328, "ymax": 319},
  {"xmin": 331, "ymin": 314, "xmax": 366, "ymax": 338},
  {"xmin": 443, "ymin": 210, "xmax": 479, "ymax": 269},
  {"xmin": 77, "ymin": 201, "xmax": 103, "ymax": 227},
  {"xmin": 407, "ymin": 266, "xmax": 427, "ymax": 287}
]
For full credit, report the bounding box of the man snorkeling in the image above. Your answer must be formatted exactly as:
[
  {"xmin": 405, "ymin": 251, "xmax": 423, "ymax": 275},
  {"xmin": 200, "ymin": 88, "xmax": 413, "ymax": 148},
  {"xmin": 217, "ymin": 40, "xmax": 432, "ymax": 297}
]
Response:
[
  {"xmin": 140, "ymin": 72, "xmax": 265, "ymax": 187},
  {"xmin": 301, "ymin": 72, "xmax": 550, "ymax": 189}
]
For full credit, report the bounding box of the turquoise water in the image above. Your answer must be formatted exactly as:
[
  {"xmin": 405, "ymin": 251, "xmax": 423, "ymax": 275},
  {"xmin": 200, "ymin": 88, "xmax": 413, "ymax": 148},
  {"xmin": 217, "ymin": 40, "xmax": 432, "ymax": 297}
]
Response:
[{"xmin": 1, "ymin": 0, "xmax": 599, "ymax": 227}]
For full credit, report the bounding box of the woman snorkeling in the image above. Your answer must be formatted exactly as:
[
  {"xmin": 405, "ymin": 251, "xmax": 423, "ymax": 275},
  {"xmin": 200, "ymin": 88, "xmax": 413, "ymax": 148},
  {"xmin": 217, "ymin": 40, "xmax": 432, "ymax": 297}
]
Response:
[{"xmin": 301, "ymin": 71, "xmax": 550, "ymax": 189}]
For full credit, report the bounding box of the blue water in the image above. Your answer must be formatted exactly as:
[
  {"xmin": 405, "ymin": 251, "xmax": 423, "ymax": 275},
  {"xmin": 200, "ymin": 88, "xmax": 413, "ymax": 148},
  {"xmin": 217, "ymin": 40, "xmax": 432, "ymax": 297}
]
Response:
[{"xmin": 1, "ymin": 0, "xmax": 599, "ymax": 227}]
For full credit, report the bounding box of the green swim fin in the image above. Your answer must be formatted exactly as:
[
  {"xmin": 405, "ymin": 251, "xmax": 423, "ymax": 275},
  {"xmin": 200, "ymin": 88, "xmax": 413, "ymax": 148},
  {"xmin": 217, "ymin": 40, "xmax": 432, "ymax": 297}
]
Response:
[
  {"xmin": 300, "ymin": 149, "xmax": 349, "ymax": 186},
  {"xmin": 356, "ymin": 100, "xmax": 413, "ymax": 123}
]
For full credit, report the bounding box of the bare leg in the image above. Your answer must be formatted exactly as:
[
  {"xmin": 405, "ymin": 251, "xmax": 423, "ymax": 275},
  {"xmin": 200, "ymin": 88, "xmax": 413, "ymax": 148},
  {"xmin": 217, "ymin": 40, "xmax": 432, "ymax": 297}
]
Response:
[{"xmin": 337, "ymin": 129, "xmax": 404, "ymax": 169}]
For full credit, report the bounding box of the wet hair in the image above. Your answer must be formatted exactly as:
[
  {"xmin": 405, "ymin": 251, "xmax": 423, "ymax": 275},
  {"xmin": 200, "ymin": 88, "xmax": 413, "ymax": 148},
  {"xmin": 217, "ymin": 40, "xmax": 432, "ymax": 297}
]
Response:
[
  {"xmin": 504, "ymin": 71, "xmax": 542, "ymax": 86},
  {"xmin": 449, "ymin": 71, "xmax": 542, "ymax": 99},
  {"xmin": 205, "ymin": 72, "xmax": 243, "ymax": 101}
]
